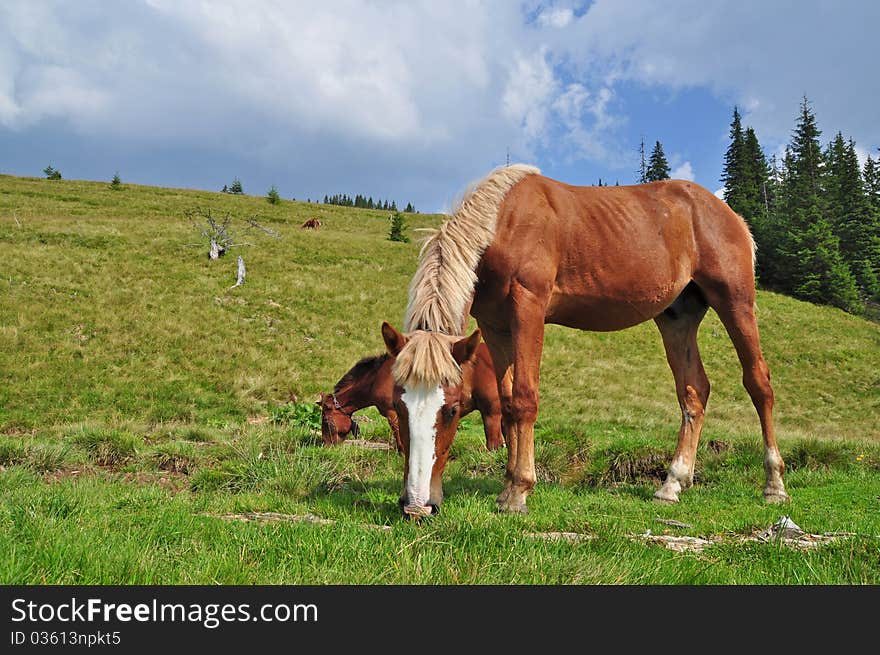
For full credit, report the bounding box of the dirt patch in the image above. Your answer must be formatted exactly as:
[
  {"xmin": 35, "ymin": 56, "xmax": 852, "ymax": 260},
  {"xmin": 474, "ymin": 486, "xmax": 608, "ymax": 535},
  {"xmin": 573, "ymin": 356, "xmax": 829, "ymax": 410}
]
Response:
[
  {"xmin": 589, "ymin": 446, "xmax": 670, "ymax": 486},
  {"xmin": 526, "ymin": 531, "xmax": 597, "ymax": 543},
  {"xmin": 153, "ymin": 452, "xmax": 197, "ymax": 474},
  {"xmin": 633, "ymin": 516, "xmax": 861, "ymax": 553},
  {"xmin": 706, "ymin": 439, "xmax": 731, "ymax": 454},
  {"xmin": 342, "ymin": 439, "xmax": 393, "ymax": 451},
  {"xmin": 0, "ymin": 427, "xmax": 37, "ymax": 437},
  {"xmin": 42, "ymin": 467, "xmax": 92, "ymax": 484},
  {"xmin": 634, "ymin": 532, "xmax": 719, "ymax": 553},
  {"xmin": 741, "ymin": 516, "xmax": 856, "ymax": 550},
  {"xmin": 119, "ymin": 471, "xmax": 189, "ymax": 492}
]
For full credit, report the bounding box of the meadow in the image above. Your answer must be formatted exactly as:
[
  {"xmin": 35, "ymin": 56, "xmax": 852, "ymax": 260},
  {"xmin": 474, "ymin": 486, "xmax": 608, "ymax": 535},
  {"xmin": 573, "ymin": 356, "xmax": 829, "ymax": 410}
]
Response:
[{"xmin": 1, "ymin": 173, "xmax": 878, "ymax": 584}]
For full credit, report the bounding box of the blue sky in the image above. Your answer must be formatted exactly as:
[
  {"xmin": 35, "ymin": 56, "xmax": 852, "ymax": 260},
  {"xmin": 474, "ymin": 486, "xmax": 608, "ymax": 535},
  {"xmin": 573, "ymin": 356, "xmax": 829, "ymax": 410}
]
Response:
[{"xmin": 2, "ymin": 1, "xmax": 878, "ymax": 212}]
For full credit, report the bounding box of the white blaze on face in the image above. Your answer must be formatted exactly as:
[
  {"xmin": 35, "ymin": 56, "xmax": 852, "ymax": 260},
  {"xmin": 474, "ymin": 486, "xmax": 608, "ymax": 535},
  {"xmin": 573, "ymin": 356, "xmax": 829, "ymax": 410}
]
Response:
[{"xmin": 401, "ymin": 384, "xmax": 443, "ymax": 507}]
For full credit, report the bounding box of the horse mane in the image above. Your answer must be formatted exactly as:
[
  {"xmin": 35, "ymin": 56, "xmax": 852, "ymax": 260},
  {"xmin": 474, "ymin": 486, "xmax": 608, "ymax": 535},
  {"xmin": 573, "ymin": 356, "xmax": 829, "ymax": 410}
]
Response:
[
  {"xmin": 403, "ymin": 163, "xmax": 540, "ymax": 335},
  {"xmin": 391, "ymin": 331, "xmax": 463, "ymax": 389},
  {"xmin": 334, "ymin": 354, "xmax": 389, "ymax": 393},
  {"xmin": 395, "ymin": 163, "xmax": 539, "ymax": 389}
]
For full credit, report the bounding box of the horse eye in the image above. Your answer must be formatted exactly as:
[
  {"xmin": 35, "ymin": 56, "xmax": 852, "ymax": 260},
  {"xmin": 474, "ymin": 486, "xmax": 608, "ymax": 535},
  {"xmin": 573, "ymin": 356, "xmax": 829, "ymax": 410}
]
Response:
[{"xmin": 445, "ymin": 405, "xmax": 459, "ymax": 419}]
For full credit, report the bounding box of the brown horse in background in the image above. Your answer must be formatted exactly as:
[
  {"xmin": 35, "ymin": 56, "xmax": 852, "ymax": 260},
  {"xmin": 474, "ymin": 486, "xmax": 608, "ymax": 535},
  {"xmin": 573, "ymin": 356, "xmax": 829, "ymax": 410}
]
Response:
[
  {"xmin": 384, "ymin": 164, "xmax": 788, "ymax": 516},
  {"xmin": 319, "ymin": 343, "xmax": 504, "ymax": 454}
]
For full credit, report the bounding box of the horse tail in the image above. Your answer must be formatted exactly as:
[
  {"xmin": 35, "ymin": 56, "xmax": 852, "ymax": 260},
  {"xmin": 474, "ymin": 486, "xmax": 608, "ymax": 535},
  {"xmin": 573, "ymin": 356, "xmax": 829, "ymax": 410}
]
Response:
[{"xmin": 403, "ymin": 164, "xmax": 540, "ymax": 336}]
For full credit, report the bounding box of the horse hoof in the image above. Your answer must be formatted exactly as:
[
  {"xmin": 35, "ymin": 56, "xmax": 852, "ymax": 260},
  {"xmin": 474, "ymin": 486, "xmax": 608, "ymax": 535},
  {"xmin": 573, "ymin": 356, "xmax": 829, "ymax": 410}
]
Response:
[
  {"xmin": 653, "ymin": 488, "xmax": 680, "ymax": 503},
  {"xmin": 496, "ymin": 501, "xmax": 528, "ymax": 514},
  {"xmin": 763, "ymin": 490, "xmax": 791, "ymax": 504},
  {"xmin": 496, "ymin": 488, "xmax": 529, "ymax": 514}
]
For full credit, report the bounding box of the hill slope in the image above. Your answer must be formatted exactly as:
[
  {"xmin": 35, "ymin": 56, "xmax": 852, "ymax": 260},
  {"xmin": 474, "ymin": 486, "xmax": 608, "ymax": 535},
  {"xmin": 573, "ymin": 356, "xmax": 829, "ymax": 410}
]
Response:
[{"xmin": 2, "ymin": 173, "xmax": 877, "ymax": 440}]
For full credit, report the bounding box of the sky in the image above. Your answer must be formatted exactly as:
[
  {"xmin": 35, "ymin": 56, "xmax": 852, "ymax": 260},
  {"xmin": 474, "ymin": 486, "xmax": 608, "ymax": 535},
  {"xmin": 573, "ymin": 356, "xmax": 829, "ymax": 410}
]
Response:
[{"xmin": 1, "ymin": 1, "xmax": 879, "ymax": 213}]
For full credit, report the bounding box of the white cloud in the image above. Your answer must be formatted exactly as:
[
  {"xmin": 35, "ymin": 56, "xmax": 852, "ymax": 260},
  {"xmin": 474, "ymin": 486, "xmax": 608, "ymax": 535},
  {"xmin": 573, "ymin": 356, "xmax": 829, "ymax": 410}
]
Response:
[
  {"xmin": 537, "ymin": 7, "xmax": 574, "ymax": 29},
  {"xmin": 670, "ymin": 161, "xmax": 694, "ymax": 181},
  {"xmin": 555, "ymin": 0, "xmax": 880, "ymax": 150},
  {"xmin": 502, "ymin": 49, "xmax": 559, "ymax": 144}
]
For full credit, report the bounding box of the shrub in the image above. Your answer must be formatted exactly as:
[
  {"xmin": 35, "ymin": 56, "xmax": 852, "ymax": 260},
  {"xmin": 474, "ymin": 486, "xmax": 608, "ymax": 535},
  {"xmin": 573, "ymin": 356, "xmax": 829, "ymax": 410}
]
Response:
[
  {"xmin": 267, "ymin": 185, "xmax": 281, "ymax": 205},
  {"xmin": 43, "ymin": 165, "xmax": 62, "ymax": 180},
  {"xmin": 388, "ymin": 211, "xmax": 409, "ymax": 243},
  {"xmin": 269, "ymin": 402, "xmax": 321, "ymax": 431}
]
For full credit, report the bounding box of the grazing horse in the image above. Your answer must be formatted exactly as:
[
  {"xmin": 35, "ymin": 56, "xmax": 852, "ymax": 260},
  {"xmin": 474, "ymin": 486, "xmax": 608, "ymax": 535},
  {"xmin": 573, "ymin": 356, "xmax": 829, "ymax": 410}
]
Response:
[
  {"xmin": 320, "ymin": 344, "xmax": 504, "ymax": 454},
  {"xmin": 383, "ymin": 164, "xmax": 788, "ymax": 517}
]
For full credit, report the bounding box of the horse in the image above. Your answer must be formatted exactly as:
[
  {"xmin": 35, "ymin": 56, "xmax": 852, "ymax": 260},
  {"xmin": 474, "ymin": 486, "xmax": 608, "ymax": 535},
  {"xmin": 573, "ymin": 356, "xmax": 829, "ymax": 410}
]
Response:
[
  {"xmin": 382, "ymin": 163, "xmax": 789, "ymax": 517},
  {"xmin": 319, "ymin": 343, "xmax": 505, "ymax": 455}
]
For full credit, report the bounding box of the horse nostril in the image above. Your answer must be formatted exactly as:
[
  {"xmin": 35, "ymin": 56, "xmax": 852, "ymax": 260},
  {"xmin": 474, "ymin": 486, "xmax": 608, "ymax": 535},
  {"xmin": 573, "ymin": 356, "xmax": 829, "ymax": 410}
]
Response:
[{"xmin": 429, "ymin": 504, "xmax": 439, "ymax": 515}]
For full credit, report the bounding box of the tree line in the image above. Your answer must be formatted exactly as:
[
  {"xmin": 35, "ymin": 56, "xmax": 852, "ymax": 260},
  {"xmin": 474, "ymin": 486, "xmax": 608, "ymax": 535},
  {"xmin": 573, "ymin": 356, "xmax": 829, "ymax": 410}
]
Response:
[
  {"xmin": 323, "ymin": 193, "xmax": 416, "ymax": 213},
  {"xmin": 637, "ymin": 98, "xmax": 879, "ymax": 314},
  {"xmin": 721, "ymin": 98, "xmax": 879, "ymax": 314}
]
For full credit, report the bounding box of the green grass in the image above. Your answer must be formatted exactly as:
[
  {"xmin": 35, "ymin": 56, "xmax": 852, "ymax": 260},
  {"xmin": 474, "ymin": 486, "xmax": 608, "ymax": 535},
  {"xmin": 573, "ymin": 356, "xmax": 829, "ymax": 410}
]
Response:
[{"xmin": 1, "ymin": 173, "xmax": 879, "ymax": 584}]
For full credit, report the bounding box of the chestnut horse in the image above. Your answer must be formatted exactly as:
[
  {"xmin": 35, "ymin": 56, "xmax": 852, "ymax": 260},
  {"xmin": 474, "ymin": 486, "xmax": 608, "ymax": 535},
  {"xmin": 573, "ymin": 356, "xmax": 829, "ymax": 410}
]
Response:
[
  {"xmin": 320, "ymin": 344, "xmax": 504, "ymax": 454},
  {"xmin": 383, "ymin": 164, "xmax": 789, "ymax": 516}
]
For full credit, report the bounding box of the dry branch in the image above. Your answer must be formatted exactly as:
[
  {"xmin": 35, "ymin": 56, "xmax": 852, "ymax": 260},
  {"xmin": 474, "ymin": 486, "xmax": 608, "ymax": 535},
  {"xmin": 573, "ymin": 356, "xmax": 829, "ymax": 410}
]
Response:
[{"xmin": 244, "ymin": 216, "xmax": 281, "ymax": 239}]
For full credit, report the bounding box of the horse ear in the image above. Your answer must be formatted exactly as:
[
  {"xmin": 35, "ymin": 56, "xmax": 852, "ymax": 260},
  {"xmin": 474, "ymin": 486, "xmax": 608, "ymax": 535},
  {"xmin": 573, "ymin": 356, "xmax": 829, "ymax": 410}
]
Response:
[
  {"xmin": 452, "ymin": 329, "xmax": 481, "ymax": 366},
  {"xmin": 381, "ymin": 321, "xmax": 406, "ymax": 357}
]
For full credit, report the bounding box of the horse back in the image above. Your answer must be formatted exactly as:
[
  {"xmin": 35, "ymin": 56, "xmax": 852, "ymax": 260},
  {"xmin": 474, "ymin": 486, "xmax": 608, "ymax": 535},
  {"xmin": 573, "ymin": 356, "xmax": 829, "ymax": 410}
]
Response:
[{"xmin": 476, "ymin": 175, "xmax": 754, "ymax": 330}]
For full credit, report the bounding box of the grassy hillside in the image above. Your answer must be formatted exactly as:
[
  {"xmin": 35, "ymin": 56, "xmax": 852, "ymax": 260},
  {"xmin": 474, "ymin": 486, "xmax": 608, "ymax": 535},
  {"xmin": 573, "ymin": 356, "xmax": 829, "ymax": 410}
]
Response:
[{"xmin": 1, "ymin": 174, "xmax": 878, "ymax": 584}]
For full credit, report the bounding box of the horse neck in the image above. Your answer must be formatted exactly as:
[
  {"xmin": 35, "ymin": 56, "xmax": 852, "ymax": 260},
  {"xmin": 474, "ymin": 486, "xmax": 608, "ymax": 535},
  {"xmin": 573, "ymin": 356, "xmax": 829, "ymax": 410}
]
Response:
[{"xmin": 333, "ymin": 369, "xmax": 382, "ymax": 413}]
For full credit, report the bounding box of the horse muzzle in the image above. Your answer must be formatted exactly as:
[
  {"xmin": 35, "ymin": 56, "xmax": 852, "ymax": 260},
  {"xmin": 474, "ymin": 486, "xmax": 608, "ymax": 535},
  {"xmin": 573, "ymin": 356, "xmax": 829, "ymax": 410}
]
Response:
[{"xmin": 398, "ymin": 497, "xmax": 439, "ymax": 519}]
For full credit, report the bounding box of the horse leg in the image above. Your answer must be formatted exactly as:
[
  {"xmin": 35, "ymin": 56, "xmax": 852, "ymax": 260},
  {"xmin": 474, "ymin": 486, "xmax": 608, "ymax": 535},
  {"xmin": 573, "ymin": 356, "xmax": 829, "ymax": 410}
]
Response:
[
  {"xmin": 385, "ymin": 408, "xmax": 404, "ymax": 453},
  {"xmin": 489, "ymin": 286, "xmax": 546, "ymax": 513},
  {"xmin": 710, "ymin": 300, "xmax": 789, "ymax": 502},
  {"xmin": 479, "ymin": 326, "xmax": 517, "ymax": 502},
  {"xmin": 653, "ymin": 288, "xmax": 710, "ymax": 502},
  {"xmin": 472, "ymin": 368, "xmax": 505, "ymax": 450},
  {"xmin": 480, "ymin": 408, "xmax": 504, "ymax": 451}
]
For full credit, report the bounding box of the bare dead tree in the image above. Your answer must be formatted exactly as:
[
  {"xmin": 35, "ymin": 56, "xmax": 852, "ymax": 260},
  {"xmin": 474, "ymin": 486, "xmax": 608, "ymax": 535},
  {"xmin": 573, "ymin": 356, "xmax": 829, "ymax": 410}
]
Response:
[
  {"xmin": 184, "ymin": 207, "xmax": 254, "ymax": 259},
  {"xmin": 244, "ymin": 216, "xmax": 281, "ymax": 239},
  {"xmin": 230, "ymin": 256, "xmax": 246, "ymax": 288}
]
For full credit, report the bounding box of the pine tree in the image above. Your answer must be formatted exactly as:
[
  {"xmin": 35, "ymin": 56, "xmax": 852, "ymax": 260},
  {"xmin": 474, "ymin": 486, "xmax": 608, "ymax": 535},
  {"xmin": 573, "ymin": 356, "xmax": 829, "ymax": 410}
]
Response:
[
  {"xmin": 230, "ymin": 178, "xmax": 243, "ymax": 194},
  {"xmin": 864, "ymin": 155, "xmax": 880, "ymax": 214},
  {"xmin": 267, "ymin": 185, "xmax": 281, "ymax": 205},
  {"xmin": 793, "ymin": 209, "xmax": 862, "ymax": 312},
  {"xmin": 388, "ymin": 211, "xmax": 409, "ymax": 243},
  {"xmin": 721, "ymin": 108, "xmax": 770, "ymax": 230},
  {"xmin": 740, "ymin": 128, "xmax": 770, "ymax": 217},
  {"xmin": 721, "ymin": 107, "xmax": 745, "ymax": 209},
  {"xmin": 775, "ymin": 97, "xmax": 861, "ymax": 311},
  {"xmin": 43, "ymin": 164, "xmax": 62, "ymax": 180},
  {"xmin": 825, "ymin": 136, "xmax": 880, "ymax": 298},
  {"xmin": 638, "ymin": 138, "xmax": 648, "ymax": 183},
  {"xmin": 110, "ymin": 172, "xmax": 122, "ymax": 190},
  {"xmin": 645, "ymin": 141, "xmax": 670, "ymax": 182}
]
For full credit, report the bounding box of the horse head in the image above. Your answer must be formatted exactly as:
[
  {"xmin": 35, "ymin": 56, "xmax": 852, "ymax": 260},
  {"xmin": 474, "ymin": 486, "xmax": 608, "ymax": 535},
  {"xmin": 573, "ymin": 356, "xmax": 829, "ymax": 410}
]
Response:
[
  {"xmin": 381, "ymin": 321, "xmax": 481, "ymax": 518},
  {"xmin": 318, "ymin": 392, "xmax": 358, "ymax": 445}
]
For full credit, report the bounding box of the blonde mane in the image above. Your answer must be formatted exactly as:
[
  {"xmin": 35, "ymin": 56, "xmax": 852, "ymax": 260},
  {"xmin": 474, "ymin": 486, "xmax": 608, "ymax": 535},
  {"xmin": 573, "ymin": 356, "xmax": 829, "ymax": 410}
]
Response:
[
  {"xmin": 391, "ymin": 331, "xmax": 462, "ymax": 389},
  {"xmin": 403, "ymin": 164, "xmax": 540, "ymax": 336}
]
